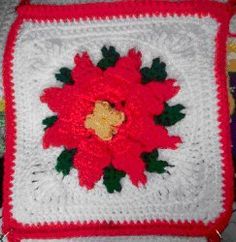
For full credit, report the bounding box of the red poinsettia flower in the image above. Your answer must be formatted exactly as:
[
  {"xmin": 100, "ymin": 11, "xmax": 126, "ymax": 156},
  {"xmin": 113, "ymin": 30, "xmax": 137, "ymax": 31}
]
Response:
[{"xmin": 41, "ymin": 49, "xmax": 181, "ymax": 189}]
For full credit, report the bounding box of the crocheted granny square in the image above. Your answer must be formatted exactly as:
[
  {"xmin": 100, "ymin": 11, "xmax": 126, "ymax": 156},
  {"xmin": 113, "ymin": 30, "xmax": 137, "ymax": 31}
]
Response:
[{"xmin": 2, "ymin": 1, "xmax": 234, "ymax": 241}]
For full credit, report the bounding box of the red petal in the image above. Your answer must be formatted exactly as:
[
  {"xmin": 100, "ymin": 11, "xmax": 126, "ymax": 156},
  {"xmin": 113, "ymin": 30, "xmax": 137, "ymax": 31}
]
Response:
[
  {"xmin": 72, "ymin": 52, "xmax": 102, "ymax": 89},
  {"xmin": 104, "ymin": 48, "xmax": 142, "ymax": 85},
  {"xmin": 43, "ymin": 120, "xmax": 81, "ymax": 149},
  {"xmin": 147, "ymin": 79, "xmax": 180, "ymax": 102},
  {"xmin": 122, "ymin": 103, "xmax": 182, "ymax": 151},
  {"xmin": 118, "ymin": 49, "xmax": 142, "ymax": 70},
  {"xmin": 41, "ymin": 85, "xmax": 94, "ymax": 115},
  {"xmin": 40, "ymin": 87, "xmax": 66, "ymax": 113},
  {"xmin": 84, "ymin": 75, "xmax": 132, "ymax": 105},
  {"xmin": 109, "ymin": 138, "xmax": 147, "ymax": 186},
  {"xmin": 74, "ymin": 137, "xmax": 111, "ymax": 189},
  {"xmin": 127, "ymin": 84, "xmax": 164, "ymax": 116},
  {"xmin": 141, "ymin": 123, "xmax": 182, "ymax": 151},
  {"xmin": 131, "ymin": 114, "xmax": 182, "ymax": 151},
  {"xmin": 43, "ymin": 114, "xmax": 91, "ymax": 149}
]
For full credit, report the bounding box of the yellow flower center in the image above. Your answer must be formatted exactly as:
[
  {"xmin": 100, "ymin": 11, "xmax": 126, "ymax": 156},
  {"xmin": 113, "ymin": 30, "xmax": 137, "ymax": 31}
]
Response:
[{"xmin": 84, "ymin": 101, "xmax": 125, "ymax": 141}]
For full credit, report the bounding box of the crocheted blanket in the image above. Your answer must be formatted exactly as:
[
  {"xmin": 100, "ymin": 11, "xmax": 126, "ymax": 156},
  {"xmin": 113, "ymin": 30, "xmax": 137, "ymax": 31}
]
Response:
[{"xmin": 1, "ymin": 1, "xmax": 234, "ymax": 241}]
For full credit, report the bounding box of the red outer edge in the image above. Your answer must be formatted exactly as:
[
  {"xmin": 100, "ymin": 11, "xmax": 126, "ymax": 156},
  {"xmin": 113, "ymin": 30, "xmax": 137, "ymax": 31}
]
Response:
[
  {"xmin": 228, "ymin": 33, "xmax": 236, "ymax": 37},
  {"xmin": 2, "ymin": 16, "xmax": 24, "ymax": 242},
  {"xmin": 2, "ymin": 1, "xmax": 234, "ymax": 241}
]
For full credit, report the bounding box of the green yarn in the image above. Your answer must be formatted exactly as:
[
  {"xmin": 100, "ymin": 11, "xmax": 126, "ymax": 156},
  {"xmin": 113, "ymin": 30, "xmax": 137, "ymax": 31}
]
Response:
[
  {"xmin": 42, "ymin": 115, "xmax": 58, "ymax": 130},
  {"xmin": 55, "ymin": 148, "xmax": 77, "ymax": 176},
  {"xmin": 141, "ymin": 58, "xmax": 167, "ymax": 83},
  {"xmin": 103, "ymin": 165, "xmax": 126, "ymax": 193},
  {"xmin": 141, "ymin": 150, "xmax": 170, "ymax": 174},
  {"xmin": 0, "ymin": 112, "xmax": 4, "ymax": 128},
  {"xmin": 0, "ymin": 112, "xmax": 5, "ymax": 156},
  {"xmin": 97, "ymin": 46, "xmax": 120, "ymax": 70},
  {"xmin": 154, "ymin": 103, "xmax": 185, "ymax": 127},
  {"xmin": 55, "ymin": 67, "xmax": 73, "ymax": 84}
]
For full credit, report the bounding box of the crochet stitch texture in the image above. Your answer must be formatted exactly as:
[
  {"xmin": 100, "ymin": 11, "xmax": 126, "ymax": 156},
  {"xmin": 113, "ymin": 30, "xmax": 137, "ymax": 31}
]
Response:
[
  {"xmin": 2, "ymin": 1, "xmax": 233, "ymax": 241},
  {"xmin": 40, "ymin": 48, "xmax": 183, "ymax": 191}
]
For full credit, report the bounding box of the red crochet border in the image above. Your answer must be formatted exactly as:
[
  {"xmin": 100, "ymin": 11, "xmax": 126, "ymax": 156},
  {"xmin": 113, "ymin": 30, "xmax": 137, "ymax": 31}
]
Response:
[{"xmin": 2, "ymin": 1, "xmax": 234, "ymax": 242}]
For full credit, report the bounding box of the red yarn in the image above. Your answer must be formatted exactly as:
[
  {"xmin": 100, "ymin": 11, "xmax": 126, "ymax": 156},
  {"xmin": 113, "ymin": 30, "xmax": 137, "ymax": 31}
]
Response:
[
  {"xmin": 3, "ymin": 1, "xmax": 233, "ymax": 241},
  {"xmin": 41, "ymin": 49, "xmax": 181, "ymax": 189}
]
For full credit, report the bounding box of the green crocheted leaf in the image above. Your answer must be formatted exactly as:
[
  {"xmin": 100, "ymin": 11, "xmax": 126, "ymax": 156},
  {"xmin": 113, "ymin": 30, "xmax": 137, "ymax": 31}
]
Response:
[
  {"xmin": 154, "ymin": 103, "xmax": 185, "ymax": 127},
  {"xmin": 103, "ymin": 165, "xmax": 126, "ymax": 193},
  {"xmin": 97, "ymin": 46, "xmax": 120, "ymax": 70},
  {"xmin": 42, "ymin": 115, "xmax": 57, "ymax": 130},
  {"xmin": 141, "ymin": 58, "xmax": 167, "ymax": 83},
  {"xmin": 55, "ymin": 67, "xmax": 73, "ymax": 84},
  {"xmin": 55, "ymin": 148, "xmax": 77, "ymax": 176},
  {"xmin": 0, "ymin": 112, "xmax": 5, "ymax": 156},
  {"xmin": 141, "ymin": 150, "xmax": 170, "ymax": 174},
  {"xmin": 0, "ymin": 112, "xmax": 5, "ymax": 128}
]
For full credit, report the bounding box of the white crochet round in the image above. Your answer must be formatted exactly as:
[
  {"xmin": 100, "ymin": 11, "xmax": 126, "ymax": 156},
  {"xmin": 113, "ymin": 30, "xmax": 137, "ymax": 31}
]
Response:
[
  {"xmin": 11, "ymin": 15, "xmax": 224, "ymax": 226},
  {"xmin": 0, "ymin": 1, "xmax": 229, "ymax": 96}
]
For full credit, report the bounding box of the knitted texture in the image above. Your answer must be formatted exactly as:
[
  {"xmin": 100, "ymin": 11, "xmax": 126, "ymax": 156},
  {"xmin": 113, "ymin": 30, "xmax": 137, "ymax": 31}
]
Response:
[{"xmin": 2, "ymin": 1, "xmax": 233, "ymax": 242}]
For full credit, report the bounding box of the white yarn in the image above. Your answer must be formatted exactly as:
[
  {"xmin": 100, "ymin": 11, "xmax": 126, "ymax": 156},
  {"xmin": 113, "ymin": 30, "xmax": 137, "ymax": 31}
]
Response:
[
  {"xmin": 0, "ymin": 0, "xmax": 229, "ymax": 96},
  {"xmin": 23, "ymin": 236, "xmax": 207, "ymax": 242},
  {"xmin": 230, "ymin": 15, "xmax": 236, "ymax": 35},
  {"xmin": 10, "ymin": 14, "xmax": 224, "ymax": 227}
]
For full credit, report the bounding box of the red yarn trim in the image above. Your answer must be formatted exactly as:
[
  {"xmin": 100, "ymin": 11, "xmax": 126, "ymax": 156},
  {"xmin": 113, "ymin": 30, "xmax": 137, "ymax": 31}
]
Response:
[
  {"xmin": 2, "ymin": 1, "xmax": 234, "ymax": 242},
  {"xmin": 229, "ymin": 0, "xmax": 236, "ymax": 5}
]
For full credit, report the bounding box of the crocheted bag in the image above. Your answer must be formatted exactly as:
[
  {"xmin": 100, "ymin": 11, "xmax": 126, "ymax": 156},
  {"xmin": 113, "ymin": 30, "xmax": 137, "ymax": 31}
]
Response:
[{"xmin": 2, "ymin": 0, "xmax": 234, "ymax": 241}]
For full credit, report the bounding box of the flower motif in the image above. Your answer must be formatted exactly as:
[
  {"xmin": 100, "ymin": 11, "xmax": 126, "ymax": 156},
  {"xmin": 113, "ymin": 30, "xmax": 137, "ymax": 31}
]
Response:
[
  {"xmin": 84, "ymin": 100, "xmax": 125, "ymax": 141},
  {"xmin": 41, "ymin": 47, "xmax": 184, "ymax": 192}
]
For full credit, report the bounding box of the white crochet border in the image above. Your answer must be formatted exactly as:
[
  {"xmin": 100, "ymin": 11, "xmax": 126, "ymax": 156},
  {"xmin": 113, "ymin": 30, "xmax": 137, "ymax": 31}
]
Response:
[
  {"xmin": 10, "ymin": 15, "xmax": 223, "ymax": 225},
  {"xmin": 0, "ymin": 1, "xmax": 229, "ymax": 96},
  {"xmin": 22, "ymin": 236, "xmax": 207, "ymax": 242}
]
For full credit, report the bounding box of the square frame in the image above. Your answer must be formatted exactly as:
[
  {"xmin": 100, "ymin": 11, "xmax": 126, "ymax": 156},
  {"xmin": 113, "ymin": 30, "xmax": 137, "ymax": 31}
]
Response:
[{"xmin": 2, "ymin": 1, "xmax": 234, "ymax": 241}]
